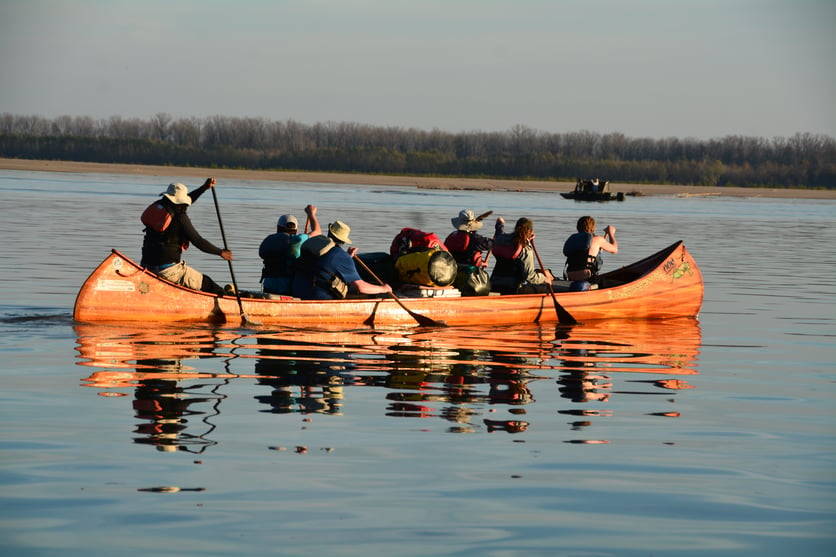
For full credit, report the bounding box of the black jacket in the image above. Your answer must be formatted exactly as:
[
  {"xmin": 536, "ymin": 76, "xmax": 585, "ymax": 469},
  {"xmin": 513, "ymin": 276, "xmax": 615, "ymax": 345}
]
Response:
[{"xmin": 140, "ymin": 184, "xmax": 222, "ymax": 266}]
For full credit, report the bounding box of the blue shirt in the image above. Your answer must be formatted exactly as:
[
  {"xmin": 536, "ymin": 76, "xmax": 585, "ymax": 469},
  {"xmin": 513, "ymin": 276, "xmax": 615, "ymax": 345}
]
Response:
[{"xmin": 290, "ymin": 245, "xmax": 362, "ymax": 300}]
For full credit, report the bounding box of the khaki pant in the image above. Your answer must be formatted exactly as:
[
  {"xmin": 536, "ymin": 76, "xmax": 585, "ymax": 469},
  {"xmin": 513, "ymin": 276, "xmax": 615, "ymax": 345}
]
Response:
[{"xmin": 156, "ymin": 261, "xmax": 208, "ymax": 291}]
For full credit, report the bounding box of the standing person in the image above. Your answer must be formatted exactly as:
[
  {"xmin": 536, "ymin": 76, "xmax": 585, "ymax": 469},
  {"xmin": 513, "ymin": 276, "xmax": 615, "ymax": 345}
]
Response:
[
  {"xmin": 563, "ymin": 215, "xmax": 618, "ymax": 291},
  {"xmin": 140, "ymin": 178, "xmax": 232, "ymax": 295},
  {"xmin": 291, "ymin": 220, "xmax": 393, "ymax": 300},
  {"xmin": 259, "ymin": 205, "xmax": 321, "ymax": 295},
  {"xmin": 490, "ymin": 217, "xmax": 554, "ymax": 294}
]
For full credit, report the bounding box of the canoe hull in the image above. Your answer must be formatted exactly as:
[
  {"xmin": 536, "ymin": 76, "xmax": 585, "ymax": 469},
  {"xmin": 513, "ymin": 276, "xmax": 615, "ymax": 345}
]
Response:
[{"xmin": 73, "ymin": 242, "xmax": 703, "ymax": 327}]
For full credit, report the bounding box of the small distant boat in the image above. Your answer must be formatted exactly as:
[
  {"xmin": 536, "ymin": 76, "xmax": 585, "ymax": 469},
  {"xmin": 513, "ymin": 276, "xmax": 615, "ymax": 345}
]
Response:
[
  {"xmin": 73, "ymin": 241, "xmax": 703, "ymax": 327},
  {"xmin": 561, "ymin": 179, "xmax": 625, "ymax": 201}
]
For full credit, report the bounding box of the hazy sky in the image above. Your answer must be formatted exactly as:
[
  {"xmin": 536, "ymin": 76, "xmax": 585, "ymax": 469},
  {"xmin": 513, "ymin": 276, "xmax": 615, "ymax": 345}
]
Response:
[{"xmin": 2, "ymin": 0, "xmax": 834, "ymax": 140}]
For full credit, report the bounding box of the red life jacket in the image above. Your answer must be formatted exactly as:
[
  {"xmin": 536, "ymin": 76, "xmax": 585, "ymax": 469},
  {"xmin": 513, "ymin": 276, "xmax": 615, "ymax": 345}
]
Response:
[
  {"xmin": 491, "ymin": 239, "xmax": 522, "ymax": 260},
  {"xmin": 390, "ymin": 228, "xmax": 447, "ymax": 257},
  {"xmin": 141, "ymin": 201, "xmax": 189, "ymax": 251},
  {"xmin": 445, "ymin": 230, "xmax": 484, "ymax": 266},
  {"xmin": 141, "ymin": 201, "xmax": 172, "ymax": 232},
  {"xmin": 444, "ymin": 230, "xmax": 469, "ymax": 252}
]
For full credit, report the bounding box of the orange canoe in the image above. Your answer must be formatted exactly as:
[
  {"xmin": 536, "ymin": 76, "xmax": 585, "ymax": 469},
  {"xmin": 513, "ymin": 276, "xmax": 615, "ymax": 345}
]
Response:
[{"xmin": 73, "ymin": 241, "xmax": 703, "ymax": 327}]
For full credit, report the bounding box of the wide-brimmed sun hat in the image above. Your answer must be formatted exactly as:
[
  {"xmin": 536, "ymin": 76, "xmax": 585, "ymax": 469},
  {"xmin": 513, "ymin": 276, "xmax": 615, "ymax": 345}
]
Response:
[
  {"xmin": 277, "ymin": 214, "xmax": 298, "ymax": 230},
  {"xmin": 451, "ymin": 209, "xmax": 483, "ymax": 232},
  {"xmin": 328, "ymin": 221, "xmax": 352, "ymax": 244},
  {"xmin": 161, "ymin": 183, "xmax": 192, "ymax": 206}
]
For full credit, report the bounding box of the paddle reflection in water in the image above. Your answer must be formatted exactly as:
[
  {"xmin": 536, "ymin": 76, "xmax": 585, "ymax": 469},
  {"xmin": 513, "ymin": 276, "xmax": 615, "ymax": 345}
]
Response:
[{"xmin": 74, "ymin": 318, "xmax": 701, "ymax": 450}]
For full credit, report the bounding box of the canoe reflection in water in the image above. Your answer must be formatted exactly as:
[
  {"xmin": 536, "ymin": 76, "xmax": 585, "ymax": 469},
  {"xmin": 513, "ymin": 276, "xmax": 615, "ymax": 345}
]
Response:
[
  {"xmin": 553, "ymin": 320, "xmax": 701, "ymax": 436},
  {"xmin": 75, "ymin": 318, "xmax": 701, "ymax": 451}
]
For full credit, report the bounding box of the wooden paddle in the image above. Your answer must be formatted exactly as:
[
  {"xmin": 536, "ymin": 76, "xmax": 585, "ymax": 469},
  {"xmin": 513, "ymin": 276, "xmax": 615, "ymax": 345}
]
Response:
[
  {"xmin": 531, "ymin": 240, "xmax": 577, "ymax": 325},
  {"xmin": 210, "ymin": 186, "xmax": 258, "ymax": 326},
  {"xmin": 352, "ymin": 254, "xmax": 446, "ymax": 327}
]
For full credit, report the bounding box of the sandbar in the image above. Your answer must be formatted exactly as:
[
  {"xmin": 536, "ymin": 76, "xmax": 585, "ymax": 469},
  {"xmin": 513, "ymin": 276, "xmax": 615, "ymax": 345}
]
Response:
[{"xmin": 1, "ymin": 158, "xmax": 833, "ymax": 199}]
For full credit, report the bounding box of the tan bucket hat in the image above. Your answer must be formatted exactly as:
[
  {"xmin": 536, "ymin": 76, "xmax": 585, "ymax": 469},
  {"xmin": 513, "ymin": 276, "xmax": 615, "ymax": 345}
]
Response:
[
  {"xmin": 451, "ymin": 209, "xmax": 483, "ymax": 232},
  {"xmin": 161, "ymin": 183, "xmax": 192, "ymax": 206},
  {"xmin": 328, "ymin": 221, "xmax": 352, "ymax": 244}
]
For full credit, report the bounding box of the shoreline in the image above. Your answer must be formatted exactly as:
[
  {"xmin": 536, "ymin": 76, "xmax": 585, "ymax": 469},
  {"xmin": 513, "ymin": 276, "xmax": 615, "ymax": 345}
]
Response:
[{"xmin": 1, "ymin": 158, "xmax": 833, "ymax": 199}]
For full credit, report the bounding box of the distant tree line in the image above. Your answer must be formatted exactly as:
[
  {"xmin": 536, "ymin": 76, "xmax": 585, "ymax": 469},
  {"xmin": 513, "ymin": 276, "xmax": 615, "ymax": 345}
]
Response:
[{"xmin": 1, "ymin": 112, "xmax": 833, "ymax": 189}]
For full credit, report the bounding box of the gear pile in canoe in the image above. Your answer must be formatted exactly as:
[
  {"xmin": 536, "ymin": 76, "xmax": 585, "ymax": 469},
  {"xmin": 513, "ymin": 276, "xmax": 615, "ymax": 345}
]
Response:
[{"xmin": 73, "ymin": 241, "xmax": 703, "ymax": 327}]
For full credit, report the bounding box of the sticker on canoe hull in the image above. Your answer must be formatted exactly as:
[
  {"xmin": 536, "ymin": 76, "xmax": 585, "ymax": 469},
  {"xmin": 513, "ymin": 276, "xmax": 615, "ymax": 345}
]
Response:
[{"xmin": 95, "ymin": 279, "xmax": 136, "ymax": 292}]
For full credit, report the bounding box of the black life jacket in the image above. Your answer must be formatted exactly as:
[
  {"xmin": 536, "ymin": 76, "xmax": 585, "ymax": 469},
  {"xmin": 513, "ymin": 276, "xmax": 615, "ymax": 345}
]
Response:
[
  {"xmin": 489, "ymin": 233, "xmax": 525, "ymax": 294},
  {"xmin": 563, "ymin": 232, "xmax": 600, "ymax": 274},
  {"xmin": 260, "ymin": 233, "xmax": 304, "ymax": 281},
  {"xmin": 296, "ymin": 235, "xmax": 349, "ymax": 299}
]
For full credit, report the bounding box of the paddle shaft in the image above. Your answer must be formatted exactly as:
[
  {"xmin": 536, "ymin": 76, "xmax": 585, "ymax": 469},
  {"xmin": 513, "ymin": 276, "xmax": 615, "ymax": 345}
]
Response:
[
  {"xmin": 531, "ymin": 241, "xmax": 577, "ymax": 325},
  {"xmin": 352, "ymin": 254, "xmax": 445, "ymax": 327},
  {"xmin": 476, "ymin": 210, "xmax": 494, "ymax": 266},
  {"xmin": 210, "ymin": 187, "xmax": 249, "ymax": 323}
]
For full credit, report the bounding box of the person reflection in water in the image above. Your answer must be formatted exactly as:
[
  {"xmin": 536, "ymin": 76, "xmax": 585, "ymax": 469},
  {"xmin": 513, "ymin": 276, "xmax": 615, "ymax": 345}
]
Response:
[
  {"xmin": 253, "ymin": 336, "xmax": 351, "ymax": 415},
  {"xmin": 557, "ymin": 370, "xmax": 612, "ymax": 403},
  {"xmin": 132, "ymin": 359, "xmax": 220, "ymax": 453}
]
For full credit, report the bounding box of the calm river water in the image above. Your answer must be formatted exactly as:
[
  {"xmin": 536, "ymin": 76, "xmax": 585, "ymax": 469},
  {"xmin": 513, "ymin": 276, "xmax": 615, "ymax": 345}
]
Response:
[{"xmin": 1, "ymin": 169, "xmax": 834, "ymax": 557}]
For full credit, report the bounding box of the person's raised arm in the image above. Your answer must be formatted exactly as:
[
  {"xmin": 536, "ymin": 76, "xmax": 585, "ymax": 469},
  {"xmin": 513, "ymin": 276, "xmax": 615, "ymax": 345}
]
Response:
[
  {"xmin": 601, "ymin": 225, "xmax": 618, "ymax": 254},
  {"xmin": 305, "ymin": 204, "xmax": 322, "ymax": 236},
  {"xmin": 495, "ymin": 216, "xmax": 505, "ymax": 236},
  {"xmin": 188, "ymin": 177, "xmax": 216, "ymax": 203}
]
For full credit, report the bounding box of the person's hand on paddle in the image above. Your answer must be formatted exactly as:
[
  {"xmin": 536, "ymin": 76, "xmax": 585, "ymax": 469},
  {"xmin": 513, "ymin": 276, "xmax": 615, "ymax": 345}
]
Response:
[
  {"xmin": 350, "ymin": 250, "xmax": 394, "ymax": 296},
  {"xmin": 203, "ymin": 177, "xmax": 216, "ymax": 188},
  {"xmin": 305, "ymin": 204, "xmax": 317, "ymax": 218},
  {"xmin": 604, "ymin": 225, "xmax": 616, "ymax": 239},
  {"xmin": 220, "ymin": 249, "xmax": 233, "ymax": 261}
]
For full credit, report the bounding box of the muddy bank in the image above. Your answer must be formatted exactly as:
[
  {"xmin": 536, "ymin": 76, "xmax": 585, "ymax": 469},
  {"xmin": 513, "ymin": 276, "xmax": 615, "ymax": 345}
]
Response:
[{"xmin": 1, "ymin": 158, "xmax": 833, "ymax": 199}]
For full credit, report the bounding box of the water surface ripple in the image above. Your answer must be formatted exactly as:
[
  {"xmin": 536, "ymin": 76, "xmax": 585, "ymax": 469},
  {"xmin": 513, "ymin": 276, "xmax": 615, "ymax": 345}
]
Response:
[{"xmin": 0, "ymin": 170, "xmax": 833, "ymax": 557}]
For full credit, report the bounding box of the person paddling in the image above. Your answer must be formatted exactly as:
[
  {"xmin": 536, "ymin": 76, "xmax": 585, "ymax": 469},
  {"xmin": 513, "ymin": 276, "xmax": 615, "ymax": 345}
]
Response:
[
  {"xmin": 140, "ymin": 178, "xmax": 232, "ymax": 295},
  {"xmin": 259, "ymin": 204, "xmax": 321, "ymax": 295},
  {"xmin": 563, "ymin": 215, "xmax": 618, "ymax": 291},
  {"xmin": 490, "ymin": 217, "xmax": 555, "ymax": 294},
  {"xmin": 291, "ymin": 220, "xmax": 392, "ymax": 300}
]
